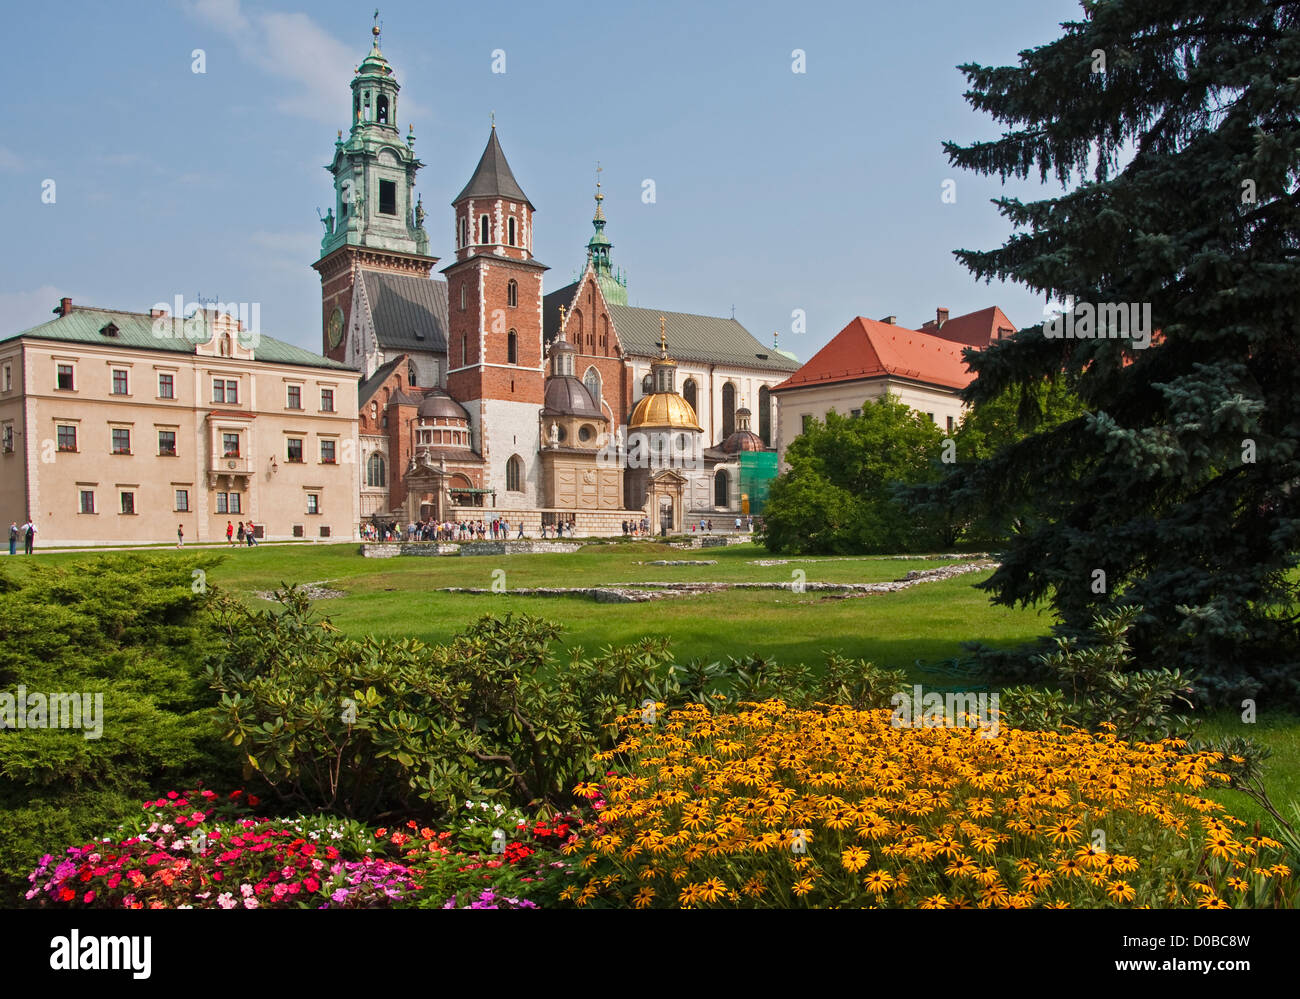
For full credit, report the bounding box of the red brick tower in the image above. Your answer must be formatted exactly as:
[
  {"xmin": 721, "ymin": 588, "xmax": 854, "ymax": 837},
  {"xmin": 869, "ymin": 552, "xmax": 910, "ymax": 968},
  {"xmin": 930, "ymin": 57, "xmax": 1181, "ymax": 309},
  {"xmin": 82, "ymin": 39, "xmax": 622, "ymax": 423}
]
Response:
[{"xmin": 443, "ymin": 125, "xmax": 548, "ymax": 507}]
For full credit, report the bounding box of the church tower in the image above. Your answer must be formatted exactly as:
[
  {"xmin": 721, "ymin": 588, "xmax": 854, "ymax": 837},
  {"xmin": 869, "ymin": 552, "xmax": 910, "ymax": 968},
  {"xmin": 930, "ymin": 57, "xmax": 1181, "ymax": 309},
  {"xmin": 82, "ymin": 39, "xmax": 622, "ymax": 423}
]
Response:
[
  {"xmin": 313, "ymin": 18, "xmax": 436, "ymax": 364},
  {"xmin": 444, "ymin": 124, "xmax": 548, "ymax": 508}
]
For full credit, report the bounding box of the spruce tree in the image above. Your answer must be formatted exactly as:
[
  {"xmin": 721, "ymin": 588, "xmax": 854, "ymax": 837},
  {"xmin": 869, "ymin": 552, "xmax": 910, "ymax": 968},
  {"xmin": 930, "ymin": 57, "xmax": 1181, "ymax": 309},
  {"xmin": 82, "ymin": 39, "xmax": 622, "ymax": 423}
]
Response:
[{"xmin": 930, "ymin": 0, "xmax": 1300, "ymax": 703}]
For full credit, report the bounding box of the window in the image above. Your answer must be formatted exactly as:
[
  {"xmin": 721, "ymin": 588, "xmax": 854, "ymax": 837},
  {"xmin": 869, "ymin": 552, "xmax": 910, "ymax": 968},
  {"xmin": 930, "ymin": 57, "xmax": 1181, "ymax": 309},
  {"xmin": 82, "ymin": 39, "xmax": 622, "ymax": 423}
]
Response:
[
  {"xmin": 850, "ymin": 409, "xmax": 862, "ymax": 419},
  {"xmin": 287, "ymin": 438, "xmax": 303, "ymax": 463},
  {"xmin": 506, "ymin": 454, "xmax": 523, "ymax": 493},
  {"xmin": 120, "ymin": 491, "xmax": 135, "ymax": 515},
  {"xmin": 306, "ymin": 493, "xmax": 320, "ymax": 515},
  {"xmin": 79, "ymin": 490, "xmax": 95, "ymax": 514},
  {"xmin": 57, "ymin": 425, "xmax": 77, "ymax": 451},
  {"xmin": 946, "ymin": 415, "xmax": 955, "ymax": 434},
  {"xmin": 642, "ymin": 373, "xmax": 653, "ymax": 394},
  {"xmin": 216, "ymin": 491, "xmax": 241, "ymax": 515},
  {"xmin": 507, "ymin": 331, "xmax": 518, "ymax": 365},
  {"xmin": 293, "ymin": 524, "xmax": 304, "ymax": 538},
  {"xmin": 213, "ymin": 378, "xmax": 238, "ymax": 404},
  {"xmin": 3, "ymin": 364, "xmax": 10, "ymax": 392},
  {"xmin": 57, "ymin": 364, "xmax": 75, "ymax": 390},
  {"xmin": 458, "ymin": 217, "xmax": 468, "ymax": 248},
  {"xmin": 320, "ymin": 439, "xmax": 336, "ymax": 464},
  {"xmin": 408, "ymin": 361, "xmax": 418, "ymax": 388},
  {"xmin": 926, "ymin": 412, "xmax": 935, "ymax": 424},
  {"xmin": 682, "ymin": 378, "xmax": 697, "ymax": 415},
  {"xmin": 158, "ymin": 373, "xmax": 174, "ymax": 399},
  {"xmin": 111, "ymin": 369, "xmax": 129, "ymax": 395},
  {"xmin": 379, "ymin": 179, "xmax": 396, "ymax": 216},
  {"xmin": 507, "ymin": 217, "xmax": 517, "ymax": 246},
  {"xmin": 366, "ymin": 452, "xmax": 386, "ymax": 488},
  {"xmin": 722, "ymin": 383, "xmax": 736, "ymax": 438},
  {"xmin": 226, "ymin": 380, "xmax": 238, "ymax": 404},
  {"xmin": 459, "ymin": 284, "xmax": 466, "ymax": 311},
  {"xmin": 111, "ymin": 428, "xmax": 131, "ymax": 454},
  {"xmin": 1, "ymin": 425, "xmax": 11, "ymax": 453},
  {"xmin": 158, "ymin": 431, "xmax": 177, "ymax": 456},
  {"xmin": 320, "ymin": 388, "xmax": 335, "ymax": 412},
  {"xmin": 507, "ymin": 280, "xmax": 517, "ymax": 308},
  {"xmin": 287, "ymin": 385, "xmax": 302, "ymax": 409},
  {"xmin": 376, "ymin": 94, "xmax": 389, "ymax": 124},
  {"xmin": 479, "ymin": 214, "xmax": 490, "ymax": 244},
  {"xmin": 175, "ymin": 489, "xmax": 189, "ymax": 512},
  {"xmin": 801, "ymin": 414, "xmax": 813, "ymax": 434},
  {"xmin": 222, "ymin": 432, "xmax": 240, "ymax": 458}
]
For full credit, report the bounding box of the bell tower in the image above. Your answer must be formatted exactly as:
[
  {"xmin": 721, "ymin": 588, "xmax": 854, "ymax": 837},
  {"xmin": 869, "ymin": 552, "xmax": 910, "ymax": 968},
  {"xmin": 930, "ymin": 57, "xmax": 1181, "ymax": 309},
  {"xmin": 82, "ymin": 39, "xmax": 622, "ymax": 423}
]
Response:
[
  {"xmin": 443, "ymin": 124, "xmax": 548, "ymax": 508},
  {"xmin": 312, "ymin": 15, "xmax": 436, "ymax": 363}
]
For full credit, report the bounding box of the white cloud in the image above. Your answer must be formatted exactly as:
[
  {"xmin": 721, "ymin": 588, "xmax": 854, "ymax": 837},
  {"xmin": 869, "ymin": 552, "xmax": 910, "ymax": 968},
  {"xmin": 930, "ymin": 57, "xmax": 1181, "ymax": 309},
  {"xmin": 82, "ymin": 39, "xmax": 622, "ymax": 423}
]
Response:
[
  {"xmin": 0, "ymin": 286, "xmax": 72, "ymax": 335},
  {"xmin": 184, "ymin": 1, "xmax": 357, "ymax": 125}
]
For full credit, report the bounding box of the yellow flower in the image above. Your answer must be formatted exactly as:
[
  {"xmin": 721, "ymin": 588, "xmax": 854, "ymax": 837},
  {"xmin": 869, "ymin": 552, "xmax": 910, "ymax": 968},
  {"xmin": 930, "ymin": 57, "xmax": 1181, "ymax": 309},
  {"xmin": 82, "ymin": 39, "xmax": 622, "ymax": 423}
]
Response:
[
  {"xmin": 791, "ymin": 877, "xmax": 815, "ymax": 897},
  {"xmin": 633, "ymin": 887, "xmax": 656, "ymax": 909},
  {"xmin": 1105, "ymin": 880, "xmax": 1136, "ymax": 903},
  {"xmin": 863, "ymin": 870, "xmax": 895, "ymax": 895}
]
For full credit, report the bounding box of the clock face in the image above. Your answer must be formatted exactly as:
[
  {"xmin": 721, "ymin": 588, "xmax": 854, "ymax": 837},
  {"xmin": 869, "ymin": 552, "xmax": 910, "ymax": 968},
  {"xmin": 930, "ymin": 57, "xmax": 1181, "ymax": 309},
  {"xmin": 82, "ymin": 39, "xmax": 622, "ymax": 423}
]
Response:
[{"xmin": 327, "ymin": 307, "xmax": 344, "ymax": 349}]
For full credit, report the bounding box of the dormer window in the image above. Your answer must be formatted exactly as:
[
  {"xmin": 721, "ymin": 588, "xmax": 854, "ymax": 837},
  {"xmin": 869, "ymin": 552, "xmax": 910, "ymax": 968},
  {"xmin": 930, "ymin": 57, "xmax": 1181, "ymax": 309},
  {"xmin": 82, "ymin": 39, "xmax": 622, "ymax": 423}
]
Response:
[{"xmin": 100, "ymin": 322, "xmax": 119, "ymax": 338}]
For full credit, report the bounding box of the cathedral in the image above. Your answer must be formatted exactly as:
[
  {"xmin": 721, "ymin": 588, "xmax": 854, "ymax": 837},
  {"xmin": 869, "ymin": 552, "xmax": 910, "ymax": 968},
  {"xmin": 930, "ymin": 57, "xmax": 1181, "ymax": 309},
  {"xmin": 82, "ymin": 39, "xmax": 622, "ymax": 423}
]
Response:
[{"xmin": 314, "ymin": 24, "xmax": 798, "ymax": 533}]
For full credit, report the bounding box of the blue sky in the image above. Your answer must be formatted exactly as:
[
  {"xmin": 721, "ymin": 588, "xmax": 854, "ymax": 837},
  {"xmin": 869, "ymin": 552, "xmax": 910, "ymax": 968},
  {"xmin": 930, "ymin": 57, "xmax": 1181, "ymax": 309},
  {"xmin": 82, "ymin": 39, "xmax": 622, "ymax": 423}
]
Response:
[{"xmin": 0, "ymin": 0, "xmax": 1083, "ymax": 359}]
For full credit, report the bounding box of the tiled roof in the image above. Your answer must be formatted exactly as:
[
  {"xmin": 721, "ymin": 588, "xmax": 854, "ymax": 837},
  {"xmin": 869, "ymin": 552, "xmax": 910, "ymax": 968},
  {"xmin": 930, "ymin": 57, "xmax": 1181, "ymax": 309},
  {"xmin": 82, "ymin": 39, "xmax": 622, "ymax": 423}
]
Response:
[
  {"xmin": 1, "ymin": 304, "xmax": 353, "ymax": 370},
  {"xmin": 918, "ymin": 306, "xmax": 1018, "ymax": 349},
  {"xmin": 771, "ymin": 317, "xmax": 976, "ymax": 393},
  {"xmin": 361, "ymin": 271, "xmax": 448, "ymax": 353},
  {"xmin": 358, "ymin": 354, "xmax": 405, "ymax": 404},
  {"xmin": 453, "ymin": 128, "xmax": 533, "ymax": 208},
  {"xmin": 608, "ymin": 305, "xmax": 799, "ymax": 372}
]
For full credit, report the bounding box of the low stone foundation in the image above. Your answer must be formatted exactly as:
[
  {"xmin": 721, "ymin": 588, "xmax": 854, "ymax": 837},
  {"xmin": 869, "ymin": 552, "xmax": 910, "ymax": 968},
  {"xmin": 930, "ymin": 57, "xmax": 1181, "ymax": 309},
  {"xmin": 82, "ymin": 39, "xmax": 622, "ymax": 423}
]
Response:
[{"xmin": 360, "ymin": 541, "xmax": 584, "ymax": 558}]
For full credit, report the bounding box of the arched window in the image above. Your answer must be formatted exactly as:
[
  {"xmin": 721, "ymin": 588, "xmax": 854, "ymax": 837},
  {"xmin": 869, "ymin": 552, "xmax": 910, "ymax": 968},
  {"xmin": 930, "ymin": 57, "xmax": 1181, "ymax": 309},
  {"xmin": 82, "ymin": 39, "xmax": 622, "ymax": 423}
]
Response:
[
  {"xmin": 507, "ymin": 280, "xmax": 518, "ymax": 308},
  {"xmin": 377, "ymin": 95, "xmax": 389, "ymax": 124},
  {"xmin": 506, "ymin": 454, "xmax": 523, "ymax": 492},
  {"xmin": 408, "ymin": 361, "xmax": 418, "ymax": 387},
  {"xmin": 507, "ymin": 330, "xmax": 518, "ymax": 365},
  {"xmin": 722, "ymin": 382, "xmax": 737, "ymax": 438},
  {"xmin": 683, "ymin": 378, "xmax": 697, "ymax": 415},
  {"xmin": 758, "ymin": 385, "xmax": 772, "ymax": 445},
  {"xmin": 507, "ymin": 217, "xmax": 517, "ymax": 246},
  {"xmin": 642, "ymin": 373, "xmax": 653, "ymax": 394},
  {"xmin": 367, "ymin": 452, "xmax": 386, "ymax": 488},
  {"xmin": 714, "ymin": 469, "xmax": 729, "ymax": 508},
  {"xmin": 584, "ymin": 367, "xmax": 602, "ymax": 410},
  {"xmin": 479, "ymin": 214, "xmax": 490, "ymax": 244},
  {"xmin": 459, "ymin": 217, "xmax": 468, "ymax": 248}
]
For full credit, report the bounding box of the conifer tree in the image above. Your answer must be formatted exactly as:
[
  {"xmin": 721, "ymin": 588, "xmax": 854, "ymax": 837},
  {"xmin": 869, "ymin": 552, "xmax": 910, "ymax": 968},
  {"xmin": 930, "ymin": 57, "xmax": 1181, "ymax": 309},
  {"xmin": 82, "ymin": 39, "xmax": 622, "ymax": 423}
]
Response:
[{"xmin": 929, "ymin": 0, "xmax": 1300, "ymax": 703}]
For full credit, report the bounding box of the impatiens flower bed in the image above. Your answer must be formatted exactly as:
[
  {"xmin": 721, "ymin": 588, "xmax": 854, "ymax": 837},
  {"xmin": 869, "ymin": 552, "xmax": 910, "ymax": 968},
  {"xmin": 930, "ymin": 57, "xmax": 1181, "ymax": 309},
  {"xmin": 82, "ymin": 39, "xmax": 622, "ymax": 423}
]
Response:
[
  {"xmin": 561, "ymin": 700, "xmax": 1297, "ymax": 909},
  {"xmin": 25, "ymin": 790, "xmax": 419, "ymax": 909}
]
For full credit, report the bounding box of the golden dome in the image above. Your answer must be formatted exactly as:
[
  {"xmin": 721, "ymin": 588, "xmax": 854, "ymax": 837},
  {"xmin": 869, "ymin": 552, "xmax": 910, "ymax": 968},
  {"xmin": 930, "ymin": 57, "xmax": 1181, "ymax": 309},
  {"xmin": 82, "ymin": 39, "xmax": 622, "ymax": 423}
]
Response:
[{"xmin": 627, "ymin": 392, "xmax": 701, "ymax": 431}]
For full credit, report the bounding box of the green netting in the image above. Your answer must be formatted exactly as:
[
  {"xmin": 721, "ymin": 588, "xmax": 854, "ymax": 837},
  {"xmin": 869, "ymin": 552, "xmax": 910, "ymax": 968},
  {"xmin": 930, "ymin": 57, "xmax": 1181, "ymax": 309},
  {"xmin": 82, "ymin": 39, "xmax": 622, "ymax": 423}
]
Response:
[{"xmin": 739, "ymin": 451, "xmax": 779, "ymax": 514}]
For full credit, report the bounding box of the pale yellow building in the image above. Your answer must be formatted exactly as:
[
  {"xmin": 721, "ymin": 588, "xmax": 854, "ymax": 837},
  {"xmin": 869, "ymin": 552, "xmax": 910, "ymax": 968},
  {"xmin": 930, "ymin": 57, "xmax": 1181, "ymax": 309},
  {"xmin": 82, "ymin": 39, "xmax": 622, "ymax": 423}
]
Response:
[{"xmin": 0, "ymin": 298, "xmax": 360, "ymax": 547}]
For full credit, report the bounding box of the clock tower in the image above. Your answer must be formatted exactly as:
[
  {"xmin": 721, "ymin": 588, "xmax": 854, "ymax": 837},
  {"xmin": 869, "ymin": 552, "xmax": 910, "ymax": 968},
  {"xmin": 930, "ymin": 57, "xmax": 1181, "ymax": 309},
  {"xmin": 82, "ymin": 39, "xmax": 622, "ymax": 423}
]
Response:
[{"xmin": 312, "ymin": 18, "xmax": 438, "ymax": 364}]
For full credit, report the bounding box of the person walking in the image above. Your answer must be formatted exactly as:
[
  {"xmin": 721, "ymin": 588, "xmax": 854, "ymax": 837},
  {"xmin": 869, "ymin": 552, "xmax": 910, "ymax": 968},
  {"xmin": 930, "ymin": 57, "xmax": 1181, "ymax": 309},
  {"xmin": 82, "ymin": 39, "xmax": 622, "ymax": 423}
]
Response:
[
  {"xmin": 246, "ymin": 520, "xmax": 257, "ymax": 546},
  {"xmin": 517, "ymin": 520, "xmax": 525, "ymax": 539},
  {"xmin": 236, "ymin": 522, "xmax": 246, "ymax": 545},
  {"xmin": 23, "ymin": 518, "xmax": 35, "ymax": 554},
  {"xmin": 735, "ymin": 516, "xmax": 742, "ymax": 532},
  {"xmin": 8, "ymin": 521, "xmax": 17, "ymax": 556},
  {"xmin": 177, "ymin": 524, "xmax": 184, "ymax": 548},
  {"xmin": 226, "ymin": 521, "xmax": 234, "ymax": 546}
]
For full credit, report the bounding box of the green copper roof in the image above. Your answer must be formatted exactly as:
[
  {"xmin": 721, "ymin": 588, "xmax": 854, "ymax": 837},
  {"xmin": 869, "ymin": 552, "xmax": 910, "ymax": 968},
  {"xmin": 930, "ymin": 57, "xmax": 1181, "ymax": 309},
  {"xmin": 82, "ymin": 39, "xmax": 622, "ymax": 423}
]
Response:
[{"xmin": 2, "ymin": 305, "xmax": 353, "ymax": 371}]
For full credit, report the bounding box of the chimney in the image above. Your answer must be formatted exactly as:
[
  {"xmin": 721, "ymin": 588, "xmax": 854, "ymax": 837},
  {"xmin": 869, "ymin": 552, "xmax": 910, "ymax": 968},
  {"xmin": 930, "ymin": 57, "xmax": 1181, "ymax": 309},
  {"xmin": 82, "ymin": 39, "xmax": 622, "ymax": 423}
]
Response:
[
  {"xmin": 936, "ymin": 307, "xmax": 949, "ymax": 327},
  {"xmin": 881, "ymin": 315, "xmax": 897, "ymax": 325},
  {"xmin": 55, "ymin": 297, "xmax": 72, "ymax": 317},
  {"xmin": 150, "ymin": 307, "xmax": 168, "ymax": 318}
]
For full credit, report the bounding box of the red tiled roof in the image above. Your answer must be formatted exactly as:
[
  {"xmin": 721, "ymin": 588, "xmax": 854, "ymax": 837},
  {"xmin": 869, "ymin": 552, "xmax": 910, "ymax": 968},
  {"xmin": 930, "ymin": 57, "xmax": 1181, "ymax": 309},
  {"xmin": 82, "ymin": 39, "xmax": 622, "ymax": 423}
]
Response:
[
  {"xmin": 771, "ymin": 318, "xmax": 977, "ymax": 393},
  {"xmin": 918, "ymin": 306, "xmax": 1017, "ymax": 348}
]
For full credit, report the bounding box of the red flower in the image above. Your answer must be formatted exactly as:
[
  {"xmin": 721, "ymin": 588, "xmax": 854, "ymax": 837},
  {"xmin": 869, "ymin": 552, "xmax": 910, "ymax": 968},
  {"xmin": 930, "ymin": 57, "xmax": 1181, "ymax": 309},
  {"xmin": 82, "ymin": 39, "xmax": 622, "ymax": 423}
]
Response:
[{"xmin": 246, "ymin": 795, "xmax": 260, "ymax": 807}]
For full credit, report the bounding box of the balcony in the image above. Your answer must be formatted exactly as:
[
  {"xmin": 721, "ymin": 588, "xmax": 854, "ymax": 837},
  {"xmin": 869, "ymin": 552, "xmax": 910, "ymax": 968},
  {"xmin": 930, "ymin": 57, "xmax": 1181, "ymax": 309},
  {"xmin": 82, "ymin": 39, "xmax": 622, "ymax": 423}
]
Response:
[{"xmin": 208, "ymin": 453, "xmax": 252, "ymax": 488}]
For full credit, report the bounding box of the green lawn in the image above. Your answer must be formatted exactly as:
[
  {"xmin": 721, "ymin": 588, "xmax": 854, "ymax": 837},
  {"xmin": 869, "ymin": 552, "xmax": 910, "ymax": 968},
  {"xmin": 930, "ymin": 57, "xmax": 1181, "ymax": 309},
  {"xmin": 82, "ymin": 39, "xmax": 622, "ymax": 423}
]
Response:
[{"xmin": 11, "ymin": 540, "xmax": 1299, "ymax": 832}]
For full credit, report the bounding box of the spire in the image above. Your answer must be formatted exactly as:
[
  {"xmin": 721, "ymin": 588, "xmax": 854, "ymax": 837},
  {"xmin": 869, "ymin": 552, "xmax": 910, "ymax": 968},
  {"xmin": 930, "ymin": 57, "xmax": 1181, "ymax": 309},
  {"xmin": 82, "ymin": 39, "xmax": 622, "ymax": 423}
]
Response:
[
  {"xmin": 454, "ymin": 127, "xmax": 533, "ymax": 208},
  {"xmin": 585, "ymin": 161, "xmax": 627, "ymax": 305},
  {"xmin": 659, "ymin": 315, "xmax": 668, "ymax": 359}
]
